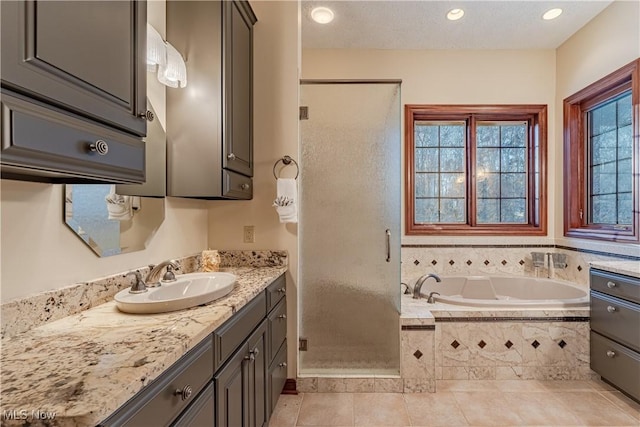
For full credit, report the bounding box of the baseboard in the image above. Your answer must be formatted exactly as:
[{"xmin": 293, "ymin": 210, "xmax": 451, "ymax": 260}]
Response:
[{"xmin": 282, "ymin": 378, "xmax": 298, "ymax": 395}]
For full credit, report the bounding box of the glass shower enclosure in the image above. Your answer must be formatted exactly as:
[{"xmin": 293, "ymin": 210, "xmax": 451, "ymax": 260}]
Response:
[{"xmin": 299, "ymin": 81, "xmax": 401, "ymax": 376}]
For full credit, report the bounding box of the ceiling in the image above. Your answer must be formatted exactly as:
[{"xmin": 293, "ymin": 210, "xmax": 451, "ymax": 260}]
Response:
[{"xmin": 301, "ymin": 1, "xmax": 614, "ymax": 50}]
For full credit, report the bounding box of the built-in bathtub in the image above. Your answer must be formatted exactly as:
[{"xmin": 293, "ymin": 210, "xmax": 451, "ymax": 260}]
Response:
[
  {"xmin": 400, "ymin": 275, "xmax": 592, "ymax": 383},
  {"xmin": 419, "ymin": 275, "xmax": 589, "ymax": 308}
]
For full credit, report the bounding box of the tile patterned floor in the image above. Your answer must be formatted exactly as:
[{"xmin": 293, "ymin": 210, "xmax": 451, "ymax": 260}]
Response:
[{"xmin": 268, "ymin": 380, "xmax": 640, "ymax": 427}]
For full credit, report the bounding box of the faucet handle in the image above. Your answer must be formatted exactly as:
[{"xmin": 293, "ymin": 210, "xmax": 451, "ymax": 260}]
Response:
[
  {"xmin": 531, "ymin": 252, "xmax": 546, "ymax": 268},
  {"xmin": 551, "ymin": 253, "xmax": 567, "ymax": 269},
  {"xmin": 427, "ymin": 291, "xmax": 440, "ymax": 304},
  {"xmin": 163, "ymin": 264, "xmax": 179, "ymax": 282},
  {"xmin": 401, "ymin": 282, "xmax": 411, "ymax": 295},
  {"xmin": 125, "ymin": 270, "xmax": 147, "ymax": 294}
]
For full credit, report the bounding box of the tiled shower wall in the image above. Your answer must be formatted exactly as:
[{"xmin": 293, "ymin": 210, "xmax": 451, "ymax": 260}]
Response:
[{"xmin": 401, "ymin": 245, "xmax": 635, "ymax": 288}]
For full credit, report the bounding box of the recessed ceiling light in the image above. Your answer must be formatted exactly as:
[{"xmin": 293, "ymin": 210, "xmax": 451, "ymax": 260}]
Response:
[
  {"xmin": 543, "ymin": 8, "xmax": 563, "ymax": 20},
  {"xmin": 311, "ymin": 7, "xmax": 334, "ymax": 24},
  {"xmin": 447, "ymin": 8, "xmax": 465, "ymax": 21}
]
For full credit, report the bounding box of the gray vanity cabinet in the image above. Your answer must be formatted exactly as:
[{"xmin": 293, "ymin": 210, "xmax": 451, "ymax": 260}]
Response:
[
  {"xmin": 167, "ymin": 0, "xmax": 256, "ymax": 199},
  {"xmin": 100, "ymin": 338, "xmax": 214, "ymax": 427},
  {"xmin": 590, "ymin": 268, "xmax": 640, "ymax": 402},
  {"xmin": 215, "ymin": 321, "xmax": 267, "ymax": 427},
  {"xmin": 100, "ymin": 273, "xmax": 287, "ymax": 427},
  {"xmin": 0, "ymin": 0, "xmax": 147, "ymax": 183}
]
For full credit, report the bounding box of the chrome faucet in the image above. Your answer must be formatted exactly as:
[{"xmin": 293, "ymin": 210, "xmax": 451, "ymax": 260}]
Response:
[
  {"xmin": 412, "ymin": 273, "xmax": 442, "ymax": 299},
  {"xmin": 125, "ymin": 270, "xmax": 147, "ymax": 294},
  {"xmin": 145, "ymin": 260, "xmax": 179, "ymax": 287}
]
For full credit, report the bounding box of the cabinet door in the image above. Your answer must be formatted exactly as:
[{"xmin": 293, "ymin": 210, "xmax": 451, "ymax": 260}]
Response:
[
  {"xmin": 223, "ymin": 1, "xmax": 255, "ymax": 177},
  {"xmin": 247, "ymin": 322, "xmax": 267, "ymax": 427},
  {"xmin": 0, "ymin": 0, "xmax": 147, "ymax": 136},
  {"xmin": 215, "ymin": 344, "xmax": 247, "ymax": 427},
  {"xmin": 214, "ymin": 321, "xmax": 267, "ymax": 427}
]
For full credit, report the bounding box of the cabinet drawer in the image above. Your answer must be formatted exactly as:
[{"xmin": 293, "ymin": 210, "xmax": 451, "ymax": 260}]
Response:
[
  {"xmin": 101, "ymin": 338, "xmax": 214, "ymax": 427},
  {"xmin": 214, "ymin": 291, "xmax": 266, "ymax": 370},
  {"xmin": 266, "ymin": 274, "xmax": 286, "ymax": 313},
  {"xmin": 268, "ymin": 340, "xmax": 288, "ymax": 414},
  {"xmin": 268, "ymin": 299, "xmax": 287, "ymax": 362},
  {"xmin": 590, "ymin": 291, "xmax": 640, "ymax": 352},
  {"xmin": 1, "ymin": 90, "xmax": 145, "ymax": 183},
  {"xmin": 171, "ymin": 383, "xmax": 214, "ymax": 427},
  {"xmin": 222, "ymin": 169, "xmax": 253, "ymax": 200},
  {"xmin": 591, "ymin": 269, "xmax": 640, "ymax": 304},
  {"xmin": 590, "ymin": 331, "xmax": 640, "ymax": 401}
]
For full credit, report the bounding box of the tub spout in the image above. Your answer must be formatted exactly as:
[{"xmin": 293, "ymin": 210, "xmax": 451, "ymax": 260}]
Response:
[{"xmin": 413, "ymin": 273, "xmax": 442, "ymax": 299}]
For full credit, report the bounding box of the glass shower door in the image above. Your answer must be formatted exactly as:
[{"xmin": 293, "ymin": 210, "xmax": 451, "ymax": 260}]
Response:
[{"xmin": 299, "ymin": 81, "xmax": 401, "ymax": 376}]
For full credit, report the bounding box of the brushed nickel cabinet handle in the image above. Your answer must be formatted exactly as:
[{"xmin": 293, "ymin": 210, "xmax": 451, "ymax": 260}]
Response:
[
  {"xmin": 174, "ymin": 385, "xmax": 193, "ymax": 401},
  {"xmin": 279, "ymin": 362, "xmax": 287, "ymax": 368},
  {"xmin": 245, "ymin": 347, "xmax": 259, "ymax": 361},
  {"xmin": 241, "ymin": 183, "xmax": 250, "ymax": 190},
  {"xmin": 277, "ymin": 287, "xmax": 286, "ymax": 293},
  {"xmin": 227, "ymin": 153, "xmax": 236, "ymax": 160},
  {"xmin": 139, "ymin": 110, "xmax": 154, "ymax": 121},
  {"xmin": 88, "ymin": 140, "xmax": 109, "ymax": 156},
  {"xmin": 278, "ymin": 314, "xmax": 287, "ymax": 319},
  {"xmin": 607, "ymin": 305, "xmax": 617, "ymax": 313},
  {"xmin": 606, "ymin": 350, "xmax": 616, "ymax": 358},
  {"xmin": 606, "ymin": 281, "xmax": 616, "ymax": 289}
]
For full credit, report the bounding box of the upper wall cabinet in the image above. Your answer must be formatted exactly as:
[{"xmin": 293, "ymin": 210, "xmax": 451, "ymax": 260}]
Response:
[
  {"xmin": 0, "ymin": 1, "xmax": 148, "ymax": 184},
  {"xmin": 167, "ymin": 0, "xmax": 256, "ymax": 199}
]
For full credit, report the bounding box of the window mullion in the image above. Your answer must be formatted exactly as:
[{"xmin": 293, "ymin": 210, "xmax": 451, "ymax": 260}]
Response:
[{"xmin": 468, "ymin": 115, "xmax": 477, "ymax": 227}]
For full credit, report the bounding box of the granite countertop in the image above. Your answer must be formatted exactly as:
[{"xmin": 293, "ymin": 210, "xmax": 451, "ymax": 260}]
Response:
[
  {"xmin": 0, "ymin": 265, "xmax": 287, "ymax": 427},
  {"xmin": 590, "ymin": 261, "xmax": 640, "ymax": 279}
]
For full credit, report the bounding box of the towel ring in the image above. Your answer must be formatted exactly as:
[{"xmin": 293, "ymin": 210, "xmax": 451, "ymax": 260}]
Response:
[{"xmin": 273, "ymin": 155, "xmax": 299, "ymax": 180}]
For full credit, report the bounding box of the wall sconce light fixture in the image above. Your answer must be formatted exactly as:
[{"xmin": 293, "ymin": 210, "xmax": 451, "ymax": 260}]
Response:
[{"xmin": 147, "ymin": 24, "xmax": 187, "ymax": 88}]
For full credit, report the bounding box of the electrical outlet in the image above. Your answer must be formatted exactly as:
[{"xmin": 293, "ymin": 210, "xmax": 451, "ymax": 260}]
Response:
[{"xmin": 243, "ymin": 225, "xmax": 255, "ymax": 243}]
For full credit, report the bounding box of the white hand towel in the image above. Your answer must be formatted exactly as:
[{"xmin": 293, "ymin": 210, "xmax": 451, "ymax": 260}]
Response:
[
  {"xmin": 105, "ymin": 186, "xmax": 134, "ymax": 221},
  {"xmin": 274, "ymin": 178, "xmax": 297, "ymax": 223}
]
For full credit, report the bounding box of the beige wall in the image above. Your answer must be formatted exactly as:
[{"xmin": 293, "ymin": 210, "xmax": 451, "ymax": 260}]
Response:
[
  {"xmin": 555, "ymin": 0, "xmax": 640, "ymax": 258},
  {"xmin": 0, "ymin": 0, "xmax": 210, "ymax": 303},
  {"xmin": 207, "ymin": 1, "xmax": 300, "ymax": 378},
  {"xmin": 302, "ymin": 48, "xmax": 557, "ymax": 245}
]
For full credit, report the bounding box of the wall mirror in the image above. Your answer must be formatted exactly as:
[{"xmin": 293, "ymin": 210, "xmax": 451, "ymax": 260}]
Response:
[{"xmin": 64, "ymin": 101, "xmax": 166, "ymax": 257}]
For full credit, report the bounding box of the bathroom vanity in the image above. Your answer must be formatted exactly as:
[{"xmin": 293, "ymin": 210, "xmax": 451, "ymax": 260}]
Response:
[
  {"xmin": 589, "ymin": 262, "xmax": 640, "ymax": 402},
  {"xmin": 0, "ymin": 263, "xmax": 288, "ymax": 427},
  {"xmin": 102, "ymin": 274, "xmax": 287, "ymax": 426}
]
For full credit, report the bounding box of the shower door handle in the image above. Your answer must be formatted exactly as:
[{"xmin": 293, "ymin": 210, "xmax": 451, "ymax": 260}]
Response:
[{"xmin": 385, "ymin": 229, "xmax": 391, "ymax": 262}]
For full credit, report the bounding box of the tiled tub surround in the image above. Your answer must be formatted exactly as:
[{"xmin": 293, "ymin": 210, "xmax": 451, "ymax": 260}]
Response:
[
  {"xmin": 0, "ymin": 251, "xmax": 287, "ymax": 426},
  {"xmin": 0, "ymin": 250, "xmax": 287, "ymax": 338},
  {"xmin": 402, "ymin": 245, "xmax": 639, "ymax": 288},
  {"xmin": 403, "ymin": 296, "xmax": 592, "ymax": 385}
]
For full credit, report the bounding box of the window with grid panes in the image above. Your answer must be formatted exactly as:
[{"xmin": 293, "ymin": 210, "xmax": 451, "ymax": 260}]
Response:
[
  {"xmin": 564, "ymin": 59, "xmax": 639, "ymax": 242},
  {"xmin": 406, "ymin": 105, "xmax": 547, "ymax": 236}
]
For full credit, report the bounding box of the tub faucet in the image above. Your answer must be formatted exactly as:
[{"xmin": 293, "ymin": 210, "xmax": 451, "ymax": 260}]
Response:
[
  {"xmin": 146, "ymin": 260, "xmax": 180, "ymax": 287},
  {"xmin": 413, "ymin": 273, "xmax": 442, "ymax": 299}
]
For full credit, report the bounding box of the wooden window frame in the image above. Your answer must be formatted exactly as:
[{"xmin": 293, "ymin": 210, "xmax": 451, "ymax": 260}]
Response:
[
  {"xmin": 405, "ymin": 104, "xmax": 548, "ymax": 236},
  {"xmin": 563, "ymin": 59, "xmax": 640, "ymax": 243}
]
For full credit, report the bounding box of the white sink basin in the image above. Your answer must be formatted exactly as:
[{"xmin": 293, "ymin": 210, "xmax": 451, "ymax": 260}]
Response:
[{"xmin": 115, "ymin": 272, "xmax": 237, "ymax": 314}]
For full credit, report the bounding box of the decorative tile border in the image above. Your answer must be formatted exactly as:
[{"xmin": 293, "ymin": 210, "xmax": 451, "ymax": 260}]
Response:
[
  {"xmin": 402, "ymin": 244, "xmax": 640, "ymax": 261},
  {"xmin": 401, "ymin": 325, "xmax": 436, "ymax": 330},
  {"xmin": 434, "ymin": 316, "xmax": 590, "ymax": 323}
]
